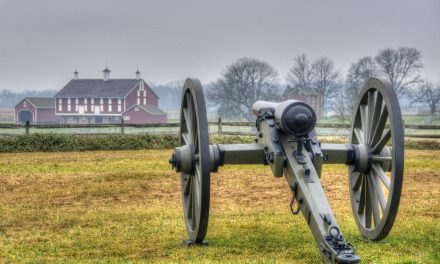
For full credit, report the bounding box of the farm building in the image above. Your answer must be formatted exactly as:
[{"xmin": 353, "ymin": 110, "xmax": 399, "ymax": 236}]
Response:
[
  {"xmin": 15, "ymin": 68, "xmax": 167, "ymax": 124},
  {"xmin": 284, "ymin": 87, "xmax": 324, "ymax": 118},
  {"xmin": 54, "ymin": 68, "xmax": 167, "ymax": 124},
  {"xmin": 15, "ymin": 97, "xmax": 61, "ymax": 124}
]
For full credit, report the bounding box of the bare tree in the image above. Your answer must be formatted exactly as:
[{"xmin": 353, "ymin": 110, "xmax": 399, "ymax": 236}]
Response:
[
  {"xmin": 208, "ymin": 57, "xmax": 280, "ymax": 121},
  {"xmin": 332, "ymin": 57, "xmax": 377, "ymax": 123},
  {"xmin": 287, "ymin": 54, "xmax": 314, "ymax": 89},
  {"xmin": 346, "ymin": 57, "xmax": 378, "ymax": 110},
  {"xmin": 331, "ymin": 85, "xmax": 351, "ymax": 124},
  {"xmin": 411, "ymin": 81, "xmax": 440, "ymax": 122},
  {"xmin": 310, "ymin": 56, "xmax": 340, "ymax": 111},
  {"xmin": 375, "ymin": 47, "xmax": 423, "ymax": 95}
]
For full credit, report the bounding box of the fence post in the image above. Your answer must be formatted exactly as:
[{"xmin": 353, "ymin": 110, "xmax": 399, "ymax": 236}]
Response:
[
  {"xmin": 121, "ymin": 118, "xmax": 125, "ymax": 134},
  {"xmin": 25, "ymin": 120, "xmax": 30, "ymax": 135},
  {"xmin": 218, "ymin": 117, "xmax": 222, "ymax": 136}
]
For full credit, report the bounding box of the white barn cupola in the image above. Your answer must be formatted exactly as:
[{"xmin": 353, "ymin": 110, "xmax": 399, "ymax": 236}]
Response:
[
  {"xmin": 103, "ymin": 67, "xmax": 111, "ymax": 81},
  {"xmin": 136, "ymin": 68, "xmax": 140, "ymax": 80}
]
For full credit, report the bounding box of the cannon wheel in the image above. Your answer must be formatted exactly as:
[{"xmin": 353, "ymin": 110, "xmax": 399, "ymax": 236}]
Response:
[
  {"xmin": 179, "ymin": 78, "xmax": 210, "ymax": 243},
  {"xmin": 349, "ymin": 78, "xmax": 404, "ymax": 241}
]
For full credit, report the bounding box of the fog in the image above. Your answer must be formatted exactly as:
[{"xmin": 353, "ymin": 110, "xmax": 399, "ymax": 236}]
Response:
[{"xmin": 0, "ymin": 0, "xmax": 438, "ymax": 91}]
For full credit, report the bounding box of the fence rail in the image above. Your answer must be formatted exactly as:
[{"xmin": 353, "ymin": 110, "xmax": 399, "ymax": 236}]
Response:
[{"xmin": 1, "ymin": 120, "xmax": 438, "ymax": 139}]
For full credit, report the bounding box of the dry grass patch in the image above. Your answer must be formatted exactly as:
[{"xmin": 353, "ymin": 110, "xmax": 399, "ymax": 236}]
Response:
[{"xmin": 0, "ymin": 150, "xmax": 439, "ymax": 263}]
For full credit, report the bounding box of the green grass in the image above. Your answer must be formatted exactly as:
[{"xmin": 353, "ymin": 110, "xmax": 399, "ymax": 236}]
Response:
[{"xmin": 0, "ymin": 150, "xmax": 439, "ymax": 263}]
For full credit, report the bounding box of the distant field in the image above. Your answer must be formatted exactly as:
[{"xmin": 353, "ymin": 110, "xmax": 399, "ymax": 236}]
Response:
[{"xmin": 0, "ymin": 149, "xmax": 439, "ymax": 263}]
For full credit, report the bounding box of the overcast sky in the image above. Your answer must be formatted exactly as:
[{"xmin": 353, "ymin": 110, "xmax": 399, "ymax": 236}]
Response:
[{"xmin": 0, "ymin": 0, "xmax": 439, "ymax": 91}]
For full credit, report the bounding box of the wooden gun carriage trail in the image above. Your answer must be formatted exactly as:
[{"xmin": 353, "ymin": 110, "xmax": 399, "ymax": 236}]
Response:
[{"xmin": 168, "ymin": 77, "xmax": 405, "ymax": 263}]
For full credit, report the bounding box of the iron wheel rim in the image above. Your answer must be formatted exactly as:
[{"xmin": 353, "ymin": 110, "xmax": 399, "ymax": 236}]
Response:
[
  {"xmin": 348, "ymin": 78, "xmax": 404, "ymax": 241},
  {"xmin": 179, "ymin": 78, "xmax": 210, "ymax": 242}
]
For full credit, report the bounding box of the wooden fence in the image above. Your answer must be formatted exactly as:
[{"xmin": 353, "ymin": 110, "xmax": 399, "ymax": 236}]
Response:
[{"xmin": 1, "ymin": 119, "xmax": 439, "ymax": 138}]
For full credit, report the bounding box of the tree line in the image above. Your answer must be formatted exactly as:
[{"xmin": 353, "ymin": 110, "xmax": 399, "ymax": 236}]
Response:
[
  {"xmin": 207, "ymin": 47, "xmax": 439, "ymax": 123},
  {"xmin": 0, "ymin": 89, "xmax": 58, "ymax": 108}
]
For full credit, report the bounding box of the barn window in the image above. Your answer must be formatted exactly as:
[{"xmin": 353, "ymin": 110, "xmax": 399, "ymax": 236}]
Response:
[
  {"xmin": 123, "ymin": 115, "xmax": 130, "ymax": 121},
  {"xmin": 135, "ymin": 106, "xmax": 139, "ymax": 111},
  {"xmin": 23, "ymin": 101, "xmax": 27, "ymax": 107},
  {"xmin": 137, "ymin": 90, "xmax": 140, "ymax": 96},
  {"xmin": 108, "ymin": 98, "xmax": 112, "ymax": 112},
  {"xmin": 118, "ymin": 99, "xmax": 122, "ymax": 112},
  {"xmin": 137, "ymin": 98, "xmax": 140, "ymax": 104},
  {"xmin": 143, "ymin": 98, "xmax": 146, "ymax": 105},
  {"xmin": 68, "ymin": 98, "xmax": 71, "ymax": 111},
  {"xmin": 75, "ymin": 98, "xmax": 79, "ymax": 111},
  {"xmin": 100, "ymin": 98, "xmax": 104, "ymax": 112},
  {"xmin": 140, "ymin": 81, "xmax": 145, "ymax": 91}
]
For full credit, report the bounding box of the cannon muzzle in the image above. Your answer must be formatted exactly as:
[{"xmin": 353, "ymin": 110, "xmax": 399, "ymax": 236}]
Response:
[{"xmin": 252, "ymin": 100, "xmax": 316, "ymax": 136}]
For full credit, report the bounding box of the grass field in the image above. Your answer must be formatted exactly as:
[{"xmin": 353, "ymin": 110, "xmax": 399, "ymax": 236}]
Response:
[{"xmin": 0, "ymin": 149, "xmax": 439, "ymax": 263}]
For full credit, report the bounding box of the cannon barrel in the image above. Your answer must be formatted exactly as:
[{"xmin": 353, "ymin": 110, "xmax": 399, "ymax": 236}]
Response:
[{"xmin": 252, "ymin": 100, "xmax": 317, "ymax": 136}]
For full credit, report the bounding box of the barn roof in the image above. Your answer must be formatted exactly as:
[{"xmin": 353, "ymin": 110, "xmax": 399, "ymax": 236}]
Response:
[
  {"xmin": 285, "ymin": 87, "xmax": 321, "ymax": 96},
  {"xmin": 25, "ymin": 97, "xmax": 55, "ymax": 108},
  {"xmin": 138, "ymin": 104, "xmax": 167, "ymax": 115},
  {"xmin": 55, "ymin": 79, "xmax": 140, "ymax": 98},
  {"xmin": 124, "ymin": 104, "xmax": 167, "ymax": 115}
]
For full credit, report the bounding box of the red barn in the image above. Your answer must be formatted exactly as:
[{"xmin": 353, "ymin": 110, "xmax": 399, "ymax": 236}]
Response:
[
  {"xmin": 15, "ymin": 97, "xmax": 61, "ymax": 124},
  {"xmin": 55, "ymin": 68, "xmax": 167, "ymax": 124},
  {"xmin": 284, "ymin": 87, "xmax": 324, "ymax": 118}
]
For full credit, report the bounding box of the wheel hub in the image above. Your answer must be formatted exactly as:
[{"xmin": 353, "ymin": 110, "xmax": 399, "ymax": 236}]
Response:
[
  {"xmin": 354, "ymin": 144, "xmax": 372, "ymax": 173},
  {"xmin": 169, "ymin": 144, "xmax": 195, "ymax": 174}
]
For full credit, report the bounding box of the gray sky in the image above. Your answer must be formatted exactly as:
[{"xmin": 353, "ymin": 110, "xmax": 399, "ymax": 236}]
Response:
[{"xmin": 0, "ymin": 0, "xmax": 439, "ymax": 91}]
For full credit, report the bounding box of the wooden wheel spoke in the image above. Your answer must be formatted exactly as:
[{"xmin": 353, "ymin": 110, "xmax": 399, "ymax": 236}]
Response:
[
  {"xmin": 352, "ymin": 172, "xmax": 362, "ymax": 190},
  {"xmin": 192, "ymin": 172, "xmax": 199, "ymax": 208},
  {"xmin": 184, "ymin": 174, "xmax": 191, "ymax": 195},
  {"xmin": 358, "ymin": 175, "xmax": 366, "ymax": 214},
  {"xmin": 360, "ymin": 104, "xmax": 368, "ymax": 139},
  {"xmin": 368, "ymin": 176, "xmax": 381, "ymax": 227},
  {"xmin": 183, "ymin": 107, "xmax": 193, "ymax": 143},
  {"xmin": 372, "ymin": 164, "xmax": 391, "ymax": 190},
  {"xmin": 187, "ymin": 182, "xmax": 193, "ymax": 218},
  {"xmin": 370, "ymin": 107, "xmax": 388, "ymax": 146},
  {"xmin": 195, "ymin": 164, "xmax": 201, "ymax": 185},
  {"xmin": 191, "ymin": 195, "xmax": 196, "ymax": 228},
  {"xmin": 194, "ymin": 129, "xmax": 199, "ymax": 151},
  {"xmin": 186, "ymin": 94, "xmax": 197, "ymax": 144},
  {"xmin": 367, "ymin": 90, "xmax": 376, "ymax": 141},
  {"xmin": 182, "ymin": 132, "xmax": 191, "ymax": 145},
  {"xmin": 365, "ymin": 175, "xmax": 372, "ymax": 228},
  {"xmin": 369, "ymin": 93, "xmax": 385, "ymax": 144},
  {"xmin": 372, "ymin": 128, "xmax": 391, "ymax": 154},
  {"xmin": 354, "ymin": 128, "xmax": 365, "ymax": 144},
  {"xmin": 371, "ymin": 171, "xmax": 387, "ymax": 212}
]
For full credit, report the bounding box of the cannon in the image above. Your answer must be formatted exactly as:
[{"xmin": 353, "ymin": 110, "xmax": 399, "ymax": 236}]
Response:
[{"xmin": 169, "ymin": 77, "xmax": 403, "ymax": 263}]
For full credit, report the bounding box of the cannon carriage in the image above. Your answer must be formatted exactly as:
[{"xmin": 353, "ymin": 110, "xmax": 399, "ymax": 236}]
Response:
[{"xmin": 169, "ymin": 77, "xmax": 404, "ymax": 263}]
